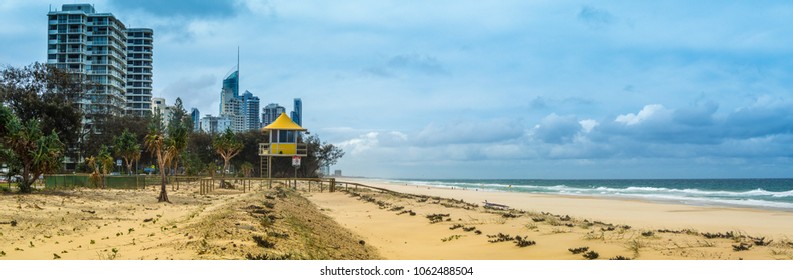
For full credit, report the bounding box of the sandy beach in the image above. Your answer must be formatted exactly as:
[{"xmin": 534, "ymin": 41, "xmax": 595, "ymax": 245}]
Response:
[
  {"xmin": 0, "ymin": 181, "xmax": 377, "ymax": 260},
  {"xmin": 1, "ymin": 178, "xmax": 792, "ymax": 260},
  {"xmin": 304, "ymin": 178, "xmax": 793, "ymax": 260}
]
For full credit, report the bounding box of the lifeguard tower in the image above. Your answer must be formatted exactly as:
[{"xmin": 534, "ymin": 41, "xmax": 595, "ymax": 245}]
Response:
[{"xmin": 259, "ymin": 113, "xmax": 307, "ymax": 179}]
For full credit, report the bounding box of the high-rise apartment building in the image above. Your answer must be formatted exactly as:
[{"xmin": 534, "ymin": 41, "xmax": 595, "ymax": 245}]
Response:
[
  {"xmin": 47, "ymin": 4, "xmax": 152, "ymax": 122},
  {"xmin": 242, "ymin": 91, "xmax": 260, "ymax": 130},
  {"xmin": 47, "ymin": 4, "xmax": 128, "ymax": 123},
  {"xmin": 125, "ymin": 28, "xmax": 153, "ymax": 117},
  {"xmin": 261, "ymin": 103, "xmax": 286, "ymax": 127},
  {"xmin": 151, "ymin": 97, "xmax": 171, "ymax": 128},
  {"xmin": 291, "ymin": 98, "xmax": 302, "ymax": 126},
  {"xmin": 199, "ymin": 115, "xmax": 231, "ymax": 134}
]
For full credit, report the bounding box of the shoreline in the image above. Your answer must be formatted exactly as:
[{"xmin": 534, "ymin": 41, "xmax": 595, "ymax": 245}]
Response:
[
  {"xmin": 369, "ymin": 177, "xmax": 793, "ymax": 212},
  {"xmin": 334, "ymin": 177, "xmax": 793, "ymax": 239}
]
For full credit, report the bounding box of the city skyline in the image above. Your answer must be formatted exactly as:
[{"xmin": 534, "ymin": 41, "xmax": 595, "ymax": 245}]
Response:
[{"xmin": 3, "ymin": 1, "xmax": 793, "ymax": 179}]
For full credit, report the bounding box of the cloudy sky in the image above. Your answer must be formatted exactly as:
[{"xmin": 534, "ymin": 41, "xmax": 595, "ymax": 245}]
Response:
[{"xmin": 2, "ymin": 1, "xmax": 793, "ymax": 179}]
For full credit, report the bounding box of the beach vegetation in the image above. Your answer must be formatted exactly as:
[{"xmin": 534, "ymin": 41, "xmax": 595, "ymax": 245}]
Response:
[
  {"xmin": 1, "ymin": 63, "xmax": 87, "ymax": 177},
  {"xmin": 441, "ymin": 235, "xmax": 462, "ymax": 242},
  {"xmin": 144, "ymin": 112, "xmax": 177, "ymax": 203},
  {"xmin": 750, "ymin": 236, "xmax": 772, "ymax": 246},
  {"xmin": 246, "ymin": 252, "xmax": 294, "ymax": 260},
  {"xmin": 501, "ymin": 212, "xmax": 520, "ymax": 218},
  {"xmin": 525, "ymin": 223, "xmax": 538, "ymax": 230},
  {"xmin": 240, "ymin": 162, "xmax": 254, "ymax": 178},
  {"xmin": 85, "ymin": 145, "xmax": 113, "ymax": 188},
  {"xmin": 449, "ymin": 224, "xmax": 463, "ymax": 230},
  {"xmin": 263, "ymin": 201, "xmax": 275, "ymax": 209},
  {"xmin": 267, "ymin": 231, "xmax": 289, "ymax": 239},
  {"xmin": 213, "ymin": 127, "xmax": 243, "ymax": 187},
  {"xmin": 252, "ymin": 235, "xmax": 276, "ymax": 248},
  {"xmin": 702, "ymin": 231, "xmax": 741, "ymax": 240},
  {"xmin": 582, "ymin": 250, "xmax": 599, "ymax": 260},
  {"xmin": 641, "ymin": 231, "xmax": 655, "ymax": 237},
  {"xmin": 546, "ymin": 218, "xmax": 563, "ymax": 227},
  {"xmin": 426, "ymin": 213, "xmax": 450, "ymax": 224},
  {"xmin": 166, "ymin": 98, "xmax": 190, "ymax": 177},
  {"xmin": 584, "ymin": 231, "xmax": 605, "ymax": 241},
  {"xmin": 732, "ymin": 243, "xmax": 752, "ymax": 251},
  {"xmin": 609, "ymin": 255, "xmax": 631, "ymax": 260},
  {"xmin": 112, "ymin": 129, "xmax": 141, "ymax": 175},
  {"xmin": 657, "ymin": 228, "xmax": 698, "ymax": 235},
  {"xmin": 626, "ymin": 239, "xmax": 645, "ymax": 258},
  {"xmin": 0, "ymin": 106, "xmax": 65, "ymax": 193},
  {"xmin": 514, "ymin": 236, "xmax": 536, "ymax": 247},
  {"xmin": 569, "ymin": 247, "xmax": 590, "ymax": 254}
]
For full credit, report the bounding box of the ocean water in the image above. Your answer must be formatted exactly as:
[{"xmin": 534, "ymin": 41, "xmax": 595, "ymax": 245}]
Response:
[{"xmin": 385, "ymin": 178, "xmax": 793, "ymax": 210}]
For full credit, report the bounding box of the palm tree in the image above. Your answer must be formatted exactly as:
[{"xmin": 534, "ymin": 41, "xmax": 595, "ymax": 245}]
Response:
[
  {"xmin": 212, "ymin": 128, "xmax": 243, "ymax": 188},
  {"xmin": 167, "ymin": 124, "xmax": 188, "ymax": 176},
  {"xmin": 86, "ymin": 145, "xmax": 113, "ymax": 188},
  {"xmin": 144, "ymin": 128, "xmax": 174, "ymax": 203}
]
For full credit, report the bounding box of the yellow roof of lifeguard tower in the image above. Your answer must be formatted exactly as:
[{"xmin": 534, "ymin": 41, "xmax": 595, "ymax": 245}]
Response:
[{"xmin": 262, "ymin": 113, "xmax": 307, "ymax": 131}]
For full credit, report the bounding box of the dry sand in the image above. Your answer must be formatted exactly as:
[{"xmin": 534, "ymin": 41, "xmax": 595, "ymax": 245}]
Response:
[
  {"xmin": 2, "ymin": 178, "xmax": 793, "ymax": 260},
  {"xmin": 303, "ymin": 178, "xmax": 793, "ymax": 260},
  {"xmin": 0, "ymin": 181, "xmax": 376, "ymax": 260}
]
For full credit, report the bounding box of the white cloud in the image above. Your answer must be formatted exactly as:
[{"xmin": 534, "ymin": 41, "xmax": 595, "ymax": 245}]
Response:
[
  {"xmin": 579, "ymin": 119, "xmax": 598, "ymax": 133},
  {"xmin": 614, "ymin": 104, "xmax": 668, "ymax": 126},
  {"xmin": 337, "ymin": 132, "xmax": 379, "ymax": 156}
]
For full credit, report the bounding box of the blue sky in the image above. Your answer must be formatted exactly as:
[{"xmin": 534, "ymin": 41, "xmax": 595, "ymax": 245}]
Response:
[{"xmin": 2, "ymin": 1, "xmax": 793, "ymax": 179}]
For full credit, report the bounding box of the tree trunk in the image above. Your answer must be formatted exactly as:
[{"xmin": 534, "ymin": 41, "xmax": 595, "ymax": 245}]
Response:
[
  {"xmin": 221, "ymin": 159, "xmax": 229, "ymax": 189},
  {"xmin": 19, "ymin": 167, "xmax": 33, "ymax": 193},
  {"xmin": 157, "ymin": 156, "xmax": 170, "ymax": 203},
  {"xmin": 125, "ymin": 158, "xmax": 133, "ymax": 175}
]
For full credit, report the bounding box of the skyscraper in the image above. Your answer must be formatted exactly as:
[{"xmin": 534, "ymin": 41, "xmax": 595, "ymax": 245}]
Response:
[
  {"xmin": 125, "ymin": 28, "xmax": 153, "ymax": 117},
  {"xmin": 190, "ymin": 108, "xmax": 200, "ymax": 132},
  {"xmin": 261, "ymin": 103, "xmax": 286, "ymax": 127},
  {"xmin": 241, "ymin": 91, "xmax": 260, "ymax": 130},
  {"xmin": 219, "ymin": 66, "xmax": 239, "ymax": 114},
  {"xmin": 291, "ymin": 98, "xmax": 302, "ymax": 126},
  {"xmin": 219, "ymin": 70, "xmax": 243, "ymax": 132},
  {"xmin": 47, "ymin": 4, "xmax": 130, "ymax": 123}
]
